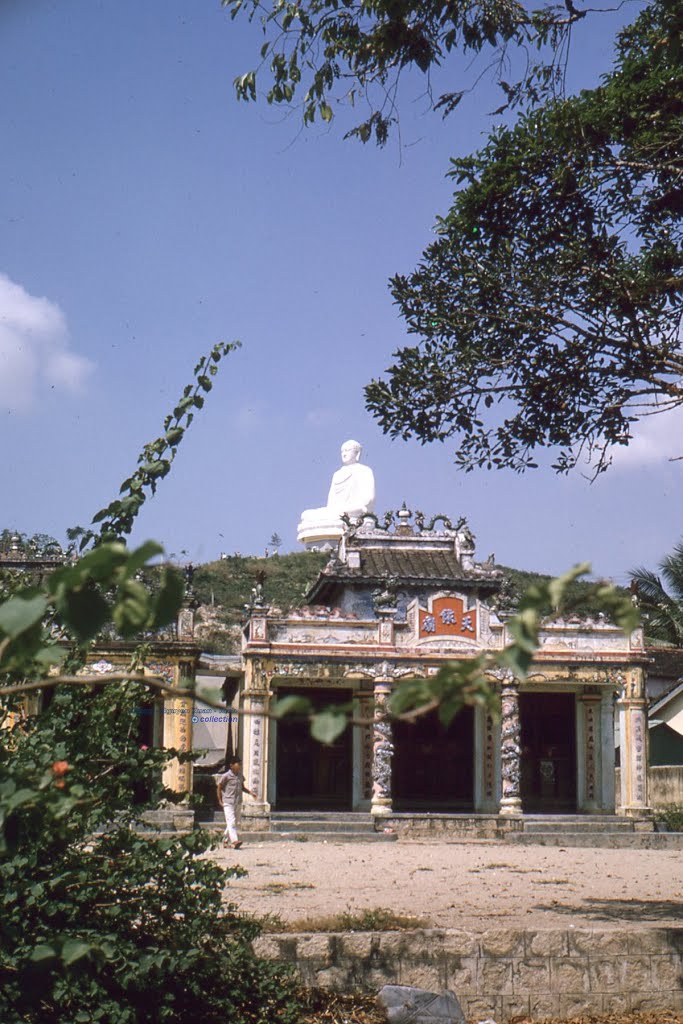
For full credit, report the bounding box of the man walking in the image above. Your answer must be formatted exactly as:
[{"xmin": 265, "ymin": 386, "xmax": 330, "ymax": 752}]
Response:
[{"xmin": 216, "ymin": 757, "xmax": 255, "ymax": 849}]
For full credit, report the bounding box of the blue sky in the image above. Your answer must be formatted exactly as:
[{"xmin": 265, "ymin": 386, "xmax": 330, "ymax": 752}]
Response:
[{"xmin": 1, "ymin": 0, "xmax": 680, "ymax": 583}]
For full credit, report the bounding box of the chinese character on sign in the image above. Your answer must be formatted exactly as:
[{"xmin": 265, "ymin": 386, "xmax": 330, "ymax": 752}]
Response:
[{"xmin": 419, "ymin": 596, "xmax": 477, "ymax": 638}]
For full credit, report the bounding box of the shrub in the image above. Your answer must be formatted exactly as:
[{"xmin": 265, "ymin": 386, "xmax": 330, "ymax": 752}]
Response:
[{"xmin": 0, "ymin": 682, "xmax": 303, "ymax": 1024}]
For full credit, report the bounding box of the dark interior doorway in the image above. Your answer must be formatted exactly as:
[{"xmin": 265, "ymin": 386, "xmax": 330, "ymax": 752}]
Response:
[
  {"xmin": 520, "ymin": 692, "xmax": 577, "ymax": 812},
  {"xmin": 275, "ymin": 687, "xmax": 352, "ymax": 809},
  {"xmin": 392, "ymin": 706, "xmax": 474, "ymax": 811}
]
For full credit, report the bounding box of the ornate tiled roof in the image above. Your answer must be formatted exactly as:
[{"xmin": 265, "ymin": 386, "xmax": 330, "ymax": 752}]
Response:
[{"xmin": 305, "ymin": 508, "xmax": 501, "ymax": 603}]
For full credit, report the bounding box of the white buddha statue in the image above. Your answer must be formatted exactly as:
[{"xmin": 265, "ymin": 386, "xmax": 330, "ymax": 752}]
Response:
[{"xmin": 297, "ymin": 439, "xmax": 376, "ymax": 547}]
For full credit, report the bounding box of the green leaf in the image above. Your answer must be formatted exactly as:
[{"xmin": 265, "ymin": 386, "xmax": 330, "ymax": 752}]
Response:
[
  {"xmin": 0, "ymin": 593, "xmax": 48, "ymax": 639},
  {"xmin": 60, "ymin": 587, "xmax": 111, "ymax": 642},
  {"xmin": 194, "ymin": 685, "xmax": 223, "ymax": 706},
  {"xmin": 112, "ymin": 580, "xmax": 151, "ymax": 637},
  {"xmin": 546, "ymin": 563, "xmax": 591, "ymax": 609},
  {"xmin": 165, "ymin": 427, "xmax": 185, "ymax": 445},
  {"xmin": 124, "ymin": 540, "xmax": 165, "ymax": 577},
  {"xmin": 310, "ymin": 708, "xmax": 347, "ymax": 744},
  {"xmin": 61, "ymin": 939, "xmax": 93, "ymax": 965},
  {"xmin": 30, "ymin": 944, "xmax": 57, "ymax": 962},
  {"xmin": 151, "ymin": 569, "xmax": 184, "ymax": 629},
  {"xmin": 271, "ymin": 694, "xmax": 312, "ymax": 718}
]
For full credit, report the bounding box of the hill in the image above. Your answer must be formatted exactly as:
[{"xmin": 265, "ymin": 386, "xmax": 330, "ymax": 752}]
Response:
[{"xmin": 191, "ymin": 551, "xmax": 627, "ymax": 653}]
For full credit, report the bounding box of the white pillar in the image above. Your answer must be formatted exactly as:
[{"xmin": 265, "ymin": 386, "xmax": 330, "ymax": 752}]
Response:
[
  {"xmin": 241, "ymin": 661, "xmax": 271, "ymax": 817},
  {"xmin": 617, "ymin": 668, "xmax": 651, "ymax": 816}
]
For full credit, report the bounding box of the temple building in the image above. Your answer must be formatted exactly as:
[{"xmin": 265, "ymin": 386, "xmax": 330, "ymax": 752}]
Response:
[{"xmin": 236, "ymin": 507, "xmax": 651, "ymax": 828}]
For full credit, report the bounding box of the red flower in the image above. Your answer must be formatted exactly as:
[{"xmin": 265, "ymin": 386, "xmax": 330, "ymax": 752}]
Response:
[{"xmin": 51, "ymin": 761, "xmax": 70, "ymax": 777}]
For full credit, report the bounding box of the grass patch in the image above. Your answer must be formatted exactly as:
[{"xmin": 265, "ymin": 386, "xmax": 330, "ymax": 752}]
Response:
[
  {"xmin": 268, "ymin": 907, "xmax": 428, "ymax": 933},
  {"xmin": 259, "ymin": 882, "xmax": 316, "ymax": 893}
]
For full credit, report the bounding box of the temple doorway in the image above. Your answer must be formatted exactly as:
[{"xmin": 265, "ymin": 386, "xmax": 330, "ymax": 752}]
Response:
[
  {"xmin": 275, "ymin": 687, "xmax": 353, "ymax": 809},
  {"xmin": 392, "ymin": 706, "xmax": 474, "ymax": 810},
  {"xmin": 520, "ymin": 692, "xmax": 577, "ymax": 812}
]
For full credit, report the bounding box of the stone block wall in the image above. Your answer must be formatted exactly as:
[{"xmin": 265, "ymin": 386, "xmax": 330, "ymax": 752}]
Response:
[{"xmin": 253, "ymin": 927, "xmax": 683, "ymax": 1021}]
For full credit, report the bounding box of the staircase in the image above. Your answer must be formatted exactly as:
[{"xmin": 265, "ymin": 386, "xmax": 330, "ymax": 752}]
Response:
[
  {"xmin": 202, "ymin": 810, "xmax": 397, "ymax": 843},
  {"xmin": 502, "ymin": 814, "xmax": 670, "ymax": 848}
]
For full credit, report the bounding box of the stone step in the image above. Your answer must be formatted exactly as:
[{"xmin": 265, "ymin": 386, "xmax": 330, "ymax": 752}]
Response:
[
  {"xmin": 504, "ymin": 831, "xmax": 683, "ymax": 849},
  {"xmin": 205, "ymin": 826, "xmax": 397, "ymax": 843},
  {"xmin": 522, "ymin": 820, "xmax": 637, "ymax": 833},
  {"xmin": 269, "ymin": 819, "xmax": 377, "ymax": 833},
  {"xmin": 270, "ymin": 811, "xmax": 371, "ymax": 821}
]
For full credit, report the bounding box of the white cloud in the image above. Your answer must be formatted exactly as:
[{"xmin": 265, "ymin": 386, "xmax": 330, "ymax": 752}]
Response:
[
  {"xmin": 608, "ymin": 405, "xmax": 683, "ymax": 470},
  {"xmin": 0, "ymin": 272, "xmax": 93, "ymax": 412}
]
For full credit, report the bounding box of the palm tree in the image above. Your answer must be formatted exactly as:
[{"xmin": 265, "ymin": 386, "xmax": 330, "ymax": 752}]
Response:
[{"xmin": 630, "ymin": 541, "xmax": 683, "ymax": 646}]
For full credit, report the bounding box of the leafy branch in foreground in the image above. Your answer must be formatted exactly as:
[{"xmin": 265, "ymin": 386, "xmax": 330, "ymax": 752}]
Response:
[{"xmin": 69, "ymin": 341, "xmax": 241, "ymax": 551}]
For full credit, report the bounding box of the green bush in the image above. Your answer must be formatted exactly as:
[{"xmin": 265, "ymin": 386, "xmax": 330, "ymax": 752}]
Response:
[
  {"xmin": 0, "ymin": 681, "xmax": 303, "ymax": 1023},
  {"xmin": 656, "ymin": 803, "xmax": 683, "ymax": 832}
]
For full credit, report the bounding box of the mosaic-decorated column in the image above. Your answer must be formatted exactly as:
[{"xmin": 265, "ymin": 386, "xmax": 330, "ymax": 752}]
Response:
[
  {"xmin": 241, "ymin": 660, "xmax": 271, "ymax": 816},
  {"xmin": 499, "ymin": 673, "xmax": 522, "ymax": 816},
  {"xmin": 617, "ymin": 667, "xmax": 651, "ymax": 816},
  {"xmin": 370, "ymin": 676, "xmax": 394, "ymax": 818}
]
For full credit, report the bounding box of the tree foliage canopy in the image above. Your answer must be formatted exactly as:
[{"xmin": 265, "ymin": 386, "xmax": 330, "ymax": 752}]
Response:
[
  {"xmin": 365, "ymin": 0, "xmax": 682, "ymax": 473},
  {"xmin": 227, "ymin": 0, "xmax": 599, "ymax": 142}
]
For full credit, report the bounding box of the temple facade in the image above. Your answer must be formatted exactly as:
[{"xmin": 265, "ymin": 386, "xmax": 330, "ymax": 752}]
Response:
[{"xmin": 238, "ymin": 509, "xmax": 651, "ymax": 825}]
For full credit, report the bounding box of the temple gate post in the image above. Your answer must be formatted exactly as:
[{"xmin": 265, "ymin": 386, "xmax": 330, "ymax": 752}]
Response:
[
  {"xmin": 600, "ymin": 687, "xmax": 616, "ymax": 812},
  {"xmin": 617, "ymin": 667, "xmax": 651, "ymax": 816},
  {"xmin": 370, "ymin": 669, "xmax": 394, "ymax": 818},
  {"xmin": 159, "ymin": 660, "xmax": 194, "ymax": 796},
  {"xmin": 356, "ymin": 692, "xmax": 375, "ymax": 811},
  {"xmin": 241, "ymin": 659, "xmax": 272, "ymax": 818},
  {"xmin": 576, "ymin": 687, "xmax": 602, "ymax": 812},
  {"xmin": 474, "ymin": 704, "xmax": 501, "ymax": 812},
  {"xmin": 499, "ymin": 672, "xmax": 523, "ymax": 816}
]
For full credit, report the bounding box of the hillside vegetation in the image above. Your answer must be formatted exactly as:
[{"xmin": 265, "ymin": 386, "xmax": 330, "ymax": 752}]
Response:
[
  {"xmin": 193, "ymin": 552, "xmax": 328, "ymax": 623},
  {"xmin": 193, "ymin": 551, "xmax": 626, "ymax": 632}
]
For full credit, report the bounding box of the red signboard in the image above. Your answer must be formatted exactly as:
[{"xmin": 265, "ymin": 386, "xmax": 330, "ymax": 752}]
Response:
[{"xmin": 419, "ymin": 596, "xmax": 477, "ymax": 639}]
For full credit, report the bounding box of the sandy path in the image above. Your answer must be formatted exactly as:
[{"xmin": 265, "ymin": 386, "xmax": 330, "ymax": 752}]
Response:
[{"xmin": 212, "ymin": 840, "xmax": 683, "ymax": 931}]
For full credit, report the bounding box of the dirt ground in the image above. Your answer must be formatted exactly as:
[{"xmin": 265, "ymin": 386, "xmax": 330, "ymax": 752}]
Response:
[{"xmin": 212, "ymin": 839, "xmax": 683, "ymax": 932}]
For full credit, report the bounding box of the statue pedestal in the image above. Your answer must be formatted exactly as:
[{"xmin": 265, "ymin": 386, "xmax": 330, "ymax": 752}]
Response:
[{"xmin": 296, "ymin": 518, "xmax": 344, "ymax": 550}]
